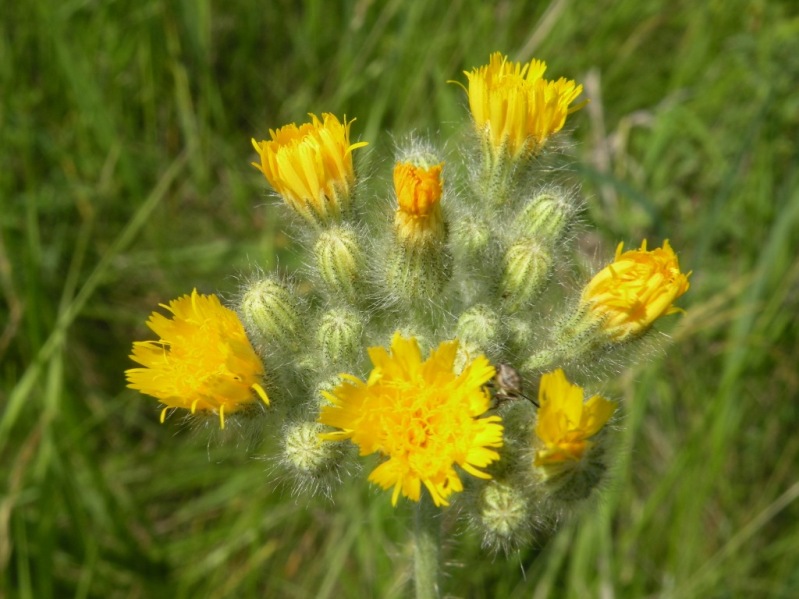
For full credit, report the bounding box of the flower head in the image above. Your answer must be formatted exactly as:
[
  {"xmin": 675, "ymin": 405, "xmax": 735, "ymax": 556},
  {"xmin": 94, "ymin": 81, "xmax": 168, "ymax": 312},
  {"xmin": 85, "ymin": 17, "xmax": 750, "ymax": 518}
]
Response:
[
  {"xmin": 251, "ymin": 113, "xmax": 368, "ymax": 225},
  {"xmin": 581, "ymin": 240, "xmax": 691, "ymax": 342},
  {"xmin": 126, "ymin": 290, "xmax": 269, "ymax": 429},
  {"xmin": 319, "ymin": 333, "xmax": 503, "ymax": 507},
  {"xmin": 463, "ymin": 52, "xmax": 585, "ymax": 159},
  {"xmin": 393, "ymin": 161, "xmax": 445, "ymax": 245},
  {"xmin": 534, "ymin": 369, "xmax": 615, "ymax": 470}
]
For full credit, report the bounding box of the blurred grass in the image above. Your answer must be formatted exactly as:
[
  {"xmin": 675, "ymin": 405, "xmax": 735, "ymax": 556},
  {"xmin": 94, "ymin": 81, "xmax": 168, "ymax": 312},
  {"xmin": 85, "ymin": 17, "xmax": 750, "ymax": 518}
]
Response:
[{"xmin": 2, "ymin": 0, "xmax": 799, "ymax": 597}]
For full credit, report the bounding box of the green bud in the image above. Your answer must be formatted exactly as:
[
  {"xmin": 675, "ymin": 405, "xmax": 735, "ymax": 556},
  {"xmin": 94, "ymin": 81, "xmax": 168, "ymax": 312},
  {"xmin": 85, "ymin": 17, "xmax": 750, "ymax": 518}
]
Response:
[
  {"xmin": 456, "ymin": 304, "xmax": 502, "ymax": 357},
  {"xmin": 283, "ymin": 421, "xmax": 337, "ymax": 473},
  {"xmin": 281, "ymin": 421, "xmax": 350, "ymax": 498},
  {"xmin": 317, "ymin": 307, "xmax": 364, "ymax": 368},
  {"xmin": 475, "ymin": 480, "xmax": 532, "ymax": 552},
  {"xmin": 314, "ymin": 225, "xmax": 364, "ymax": 302},
  {"xmin": 452, "ymin": 213, "xmax": 491, "ymax": 259},
  {"xmin": 505, "ymin": 315, "xmax": 536, "ymax": 357},
  {"xmin": 522, "ymin": 349, "xmax": 558, "ymax": 374},
  {"xmin": 383, "ymin": 242, "xmax": 451, "ymax": 305},
  {"xmin": 500, "ymin": 239, "xmax": 552, "ymax": 312},
  {"xmin": 239, "ymin": 278, "xmax": 301, "ymax": 350},
  {"xmin": 517, "ymin": 190, "xmax": 575, "ymax": 244}
]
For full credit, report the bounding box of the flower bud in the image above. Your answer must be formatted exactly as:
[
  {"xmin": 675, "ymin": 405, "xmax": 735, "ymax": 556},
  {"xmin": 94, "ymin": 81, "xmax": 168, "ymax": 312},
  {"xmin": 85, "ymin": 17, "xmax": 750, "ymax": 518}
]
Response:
[
  {"xmin": 383, "ymin": 243, "xmax": 452, "ymax": 305},
  {"xmin": 281, "ymin": 421, "xmax": 350, "ymax": 498},
  {"xmin": 393, "ymin": 160, "xmax": 446, "ymax": 248},
  {"xmin": 505, "ymin": 315, "xmax": 535, "ymax": 357},
  {"xmin": 517, "ymin": 190, "xmax": 575, "ymax": 244},
  {"xmin": 451, "ymin": 213, "xmax": 491, "ymax": 259},
  {"xmin": 475, "ymin": 480, "xmax": 532, "ymax": 552},
  {"xmin": 283, "ymin": 421, "xmax": 339, "ymax": 473},
  {"xmin": 317, "ymin": 308, "xmax": 364, "ymax": 368},
  {"xmin": 456, "ymin": 304, "xmax": 502, "ymax": 358},
  {"xmin": 384, "ymin": 159, "xmax": 452, "ymax": 304},
  {"xmin": 521, "ymin": 348, "xmax": 558, "ymax": 374},
  {"xmin": 239, "ymin": 278, "xmax": 302, "ymax": 351},
  {"xmin": 314, "ymin": 225, "xmax": 365, "ymax": 302},
  {"xmin": 500, "ymin": 239, "xmax": 552, "ymax": 312}
]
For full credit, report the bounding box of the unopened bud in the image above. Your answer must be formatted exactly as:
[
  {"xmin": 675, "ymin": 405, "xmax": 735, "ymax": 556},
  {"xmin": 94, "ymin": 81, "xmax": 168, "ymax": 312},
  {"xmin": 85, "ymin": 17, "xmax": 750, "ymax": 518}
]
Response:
[
  {"xmin": 456, "ymin": 304, "xmax": 501, "ymax": 356},
  {"xmin": 452, "ymin": 213, "xmax": 490, "ymax": 259},
  {"xmin": 517, "ymin": 190, "xmax": 575, "ymax": 244},
  {"xmin": 505, "ymin": 316, "xmax": 535, "ymax": 357},
  {"xmin": 317, "ymin": 308, "xmax": 364, "ymax": 368},
  {"xmin": 476, "ymin": 480, "xmax": 532, "ymax": 552},
  {"xmin": 314, "ymin": 225, "xmax": 365, "ymax": 302},
  {"xmin": 239, "ymin": 278, "xmax": 301, "ymax": 351},
  {"xmin": 393, "ymin": 159, "xmax": 446, "ymax": 248},
  {"xmin": 281, "ymin": 421, "xmax": 350, "ymax": 498},
  {"xmin": 500, "ymin": 240, "xmax": 552, "ymax": 312},
  {"xmin": 384, "ymin": 243, "xmax": 452, "ymax": 305}
]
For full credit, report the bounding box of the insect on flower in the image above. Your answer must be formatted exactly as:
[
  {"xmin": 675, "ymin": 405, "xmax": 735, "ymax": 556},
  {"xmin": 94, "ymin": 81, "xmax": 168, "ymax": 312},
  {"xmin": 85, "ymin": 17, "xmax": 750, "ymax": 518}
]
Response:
[{"xmin": 489, "ymin": 363, "xmax": 538, "ymax": 408}]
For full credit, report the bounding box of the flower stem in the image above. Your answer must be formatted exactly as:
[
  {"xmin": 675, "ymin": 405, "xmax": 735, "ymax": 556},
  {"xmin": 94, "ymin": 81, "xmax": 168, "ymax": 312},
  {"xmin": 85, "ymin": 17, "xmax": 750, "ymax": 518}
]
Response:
[{"xmin": 413, "ymin": 492, "xmax": 441, "ymax": 599}]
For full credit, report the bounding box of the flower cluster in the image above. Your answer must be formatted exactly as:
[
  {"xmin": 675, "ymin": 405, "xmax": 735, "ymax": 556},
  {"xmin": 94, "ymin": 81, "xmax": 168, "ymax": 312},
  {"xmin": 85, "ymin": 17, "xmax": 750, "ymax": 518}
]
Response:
[{"xmin": 127, "ymin": 52, "xmax": 689, "ymax": 553}]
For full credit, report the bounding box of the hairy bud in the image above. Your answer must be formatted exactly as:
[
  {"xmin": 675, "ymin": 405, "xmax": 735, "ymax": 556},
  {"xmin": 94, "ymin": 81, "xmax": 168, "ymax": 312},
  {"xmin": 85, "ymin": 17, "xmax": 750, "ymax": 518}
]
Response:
[
  {"xmin": 281, "ymin": 420, "xmax": 350, "ymax": 498},
  {"xmin": 456, "ymin": 304, "xmax": 502, "ymax": 359},
  {"xmin": 500, "ymin": 240, "xmax": 552, "ymax": 312},
  {"xmin": 314, "ymin": 225, "xmax": 365, "ymax": 302},
  {"xmin": 517, "ymin": 190, "xmax": 575, "ymax": 245},
  {"xmin": 239, "ymin": 278, "xmax": 302, "ymax": 351},
  {"xmin": 317, "ymin": 308, "xmax": 364, "ymax": 368},
  {"xmin": 475, "ymin": 480, "xmax": 533, "ymax": 553}
]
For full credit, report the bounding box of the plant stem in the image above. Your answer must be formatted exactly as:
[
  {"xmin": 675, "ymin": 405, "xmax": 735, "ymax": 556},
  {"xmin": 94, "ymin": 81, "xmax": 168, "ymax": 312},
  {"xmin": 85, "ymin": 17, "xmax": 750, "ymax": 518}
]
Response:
[{"xmin": 413, "ymin": 492, "xmax": 441, "ymax": 599}]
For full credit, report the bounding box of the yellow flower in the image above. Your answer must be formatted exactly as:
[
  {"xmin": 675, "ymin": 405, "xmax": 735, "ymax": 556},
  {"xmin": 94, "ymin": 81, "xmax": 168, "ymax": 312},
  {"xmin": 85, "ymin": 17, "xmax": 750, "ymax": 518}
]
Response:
[
  {"xmin": 251, "ymin": 113, "xmax": 368, "ymax": 224},
  {"xmin": 534, "ymin": 369, "xmax": 615, "ymax": 469},
  {"xmin": 581, "ymin": 240, "xmax": 691, "ymax": 342},
  {"xmin": 463, "ymin": 52, "xmax": 585, "ymax": 159},
  {"xmin": 318, "ymin": 333, "xmax": 503, "ymax": 507},
  {"xmin": 126, "ymin": 290, "xmax": 269, "ymax": 429},
  {"xmin": 393, "ymin": 161, "xmax": 445, "ymax": 245}
]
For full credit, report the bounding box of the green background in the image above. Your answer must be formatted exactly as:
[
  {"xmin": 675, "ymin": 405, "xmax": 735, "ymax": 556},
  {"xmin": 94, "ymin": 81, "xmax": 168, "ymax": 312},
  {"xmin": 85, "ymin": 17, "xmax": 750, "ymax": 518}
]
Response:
[{"xmin": 2, "ymin": 0, "xmax": 798, "ymax": 597}]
